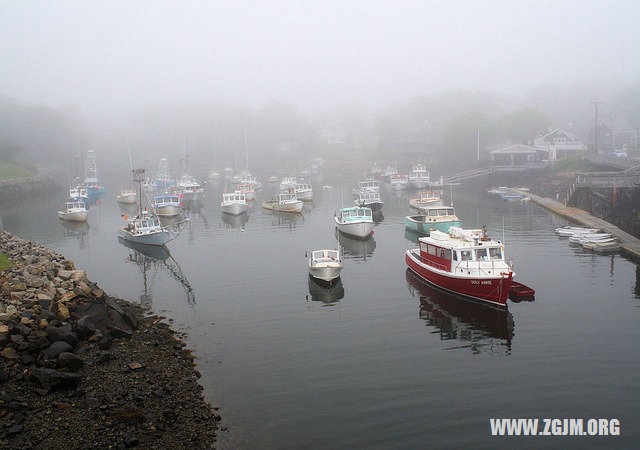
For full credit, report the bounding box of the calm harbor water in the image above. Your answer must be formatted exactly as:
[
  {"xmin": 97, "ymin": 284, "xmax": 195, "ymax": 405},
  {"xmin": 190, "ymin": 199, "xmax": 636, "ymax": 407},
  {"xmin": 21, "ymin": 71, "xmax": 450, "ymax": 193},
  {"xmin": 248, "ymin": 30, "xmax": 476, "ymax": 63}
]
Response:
[{"xmin": 1, "ymin": 173, "xmax": 639, "ymax": 448}]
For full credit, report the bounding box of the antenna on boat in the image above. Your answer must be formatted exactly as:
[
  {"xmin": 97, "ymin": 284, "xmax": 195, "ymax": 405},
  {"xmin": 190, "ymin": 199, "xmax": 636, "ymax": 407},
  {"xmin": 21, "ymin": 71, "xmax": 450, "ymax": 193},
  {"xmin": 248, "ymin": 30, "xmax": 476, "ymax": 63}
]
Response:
[
  {"xmin": 450, "ymin": 183, "xmax": 454, "ymax": 208},
  {"xmin": 126, "ymin": 137, "xmax": 134, "ymax": 171},
  {"xmin": 502, "ymin": 216, "xmax": 505, "ymax": 244}
]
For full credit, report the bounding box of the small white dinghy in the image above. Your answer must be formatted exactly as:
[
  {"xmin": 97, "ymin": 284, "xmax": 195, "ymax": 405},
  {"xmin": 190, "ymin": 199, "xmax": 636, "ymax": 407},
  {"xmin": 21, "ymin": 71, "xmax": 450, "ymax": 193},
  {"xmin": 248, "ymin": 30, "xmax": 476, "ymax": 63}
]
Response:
[
  {"xmin": 262, "ymin": 192, "xmax": 303, "ymax": 213},
  {"xmin": 58, "ymin": 201, "xmax": 88, "ymax": 222},
  {"xmin": 555, "ymin": 226, "xmax": 600, "ymax": 237},
  {"xmin": 307, "ymin": 249, "xmax": 343, "ymax": 283},
  {"xmin": 569, "ymin": 233, "xmax": 612, "ymax": 245}
]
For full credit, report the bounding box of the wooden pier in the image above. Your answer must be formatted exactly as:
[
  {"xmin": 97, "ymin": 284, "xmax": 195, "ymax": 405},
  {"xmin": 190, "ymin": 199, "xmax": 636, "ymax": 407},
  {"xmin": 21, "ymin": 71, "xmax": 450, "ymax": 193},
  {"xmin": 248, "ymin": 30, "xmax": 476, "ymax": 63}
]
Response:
[{"xmin": 511, "ymin": 189, "xmax": 640, "ymax": 262}]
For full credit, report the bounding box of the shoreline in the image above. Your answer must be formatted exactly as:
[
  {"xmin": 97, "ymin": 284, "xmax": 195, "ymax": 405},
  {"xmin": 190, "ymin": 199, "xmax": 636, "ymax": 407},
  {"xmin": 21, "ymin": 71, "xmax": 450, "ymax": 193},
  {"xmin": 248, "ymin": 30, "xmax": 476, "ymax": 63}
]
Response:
[
  {"xmin": 510, "ymin": 189, "xmax": 640, "ymax": 262},
  {"xmin": 0, "ymin": 230, "xmax": 219, "ymax": 447}
]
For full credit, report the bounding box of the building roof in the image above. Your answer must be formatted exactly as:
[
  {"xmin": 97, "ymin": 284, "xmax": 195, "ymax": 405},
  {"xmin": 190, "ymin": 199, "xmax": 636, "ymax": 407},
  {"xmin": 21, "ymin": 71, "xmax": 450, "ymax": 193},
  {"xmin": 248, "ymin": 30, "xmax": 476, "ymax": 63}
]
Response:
[
  {"xmin": 536, "ymin": 128, "xmax": 582, "ymax": 143},
  {"xmin": 490, "ymin": 145, "xmax": 540, "ymax": 155}
]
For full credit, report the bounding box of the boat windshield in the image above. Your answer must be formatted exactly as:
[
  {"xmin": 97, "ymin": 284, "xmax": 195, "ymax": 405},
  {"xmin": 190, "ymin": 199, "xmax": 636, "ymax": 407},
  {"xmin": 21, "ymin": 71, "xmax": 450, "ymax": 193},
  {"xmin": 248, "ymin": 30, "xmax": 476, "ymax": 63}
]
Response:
[
  {"xmin": 460, "ymin": 250, "xmax": 473, "ymax": 261},
  {"xmin": 488, "ymin": 247, "xmax": 503, "ymax": 260},
  {"xmin": 326, "ymin": 250, "xmax": 339, "ymax": 260}
]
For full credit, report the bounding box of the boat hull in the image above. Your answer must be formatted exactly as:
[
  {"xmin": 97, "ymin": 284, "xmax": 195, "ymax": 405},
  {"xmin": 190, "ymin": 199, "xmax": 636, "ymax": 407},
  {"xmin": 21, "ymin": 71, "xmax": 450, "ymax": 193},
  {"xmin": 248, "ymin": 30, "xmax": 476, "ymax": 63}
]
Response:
[
  {"xmin": 117, "ymin": 228, "xmax": 171, "ymax": 246},
  {"xmin": 308, "ymin": 265, "xmax": 343, "ymax": 283},
  {"xmin": 354, "ymin": 200, "xmax": 383, "ymax": 213},
  {"xmin": 296, "ymin": 190, "xmax": 313, "ymax": 201},
  {"xmin": 117, "ymin": 194, "xmax": 137, "ymax": 205},
  {"xmin": 154, "ymin": 205, "xmax": 182, "ymax": 217},
  {"xmin": 410, "ymin": 179, "xmax": 429, "ymax": 189},
  {"xmin": 406, "ymin": 250, "xmax": 511, "ymax": 307},
  {"xmin": 221, "ymin": 203, "xmax": 249, "ymax": 216},
  {"xmin": 262, "ymin": 201, "xmax": 303, "ymax": 212},
  {"xmin": 334, "ymin": 218, "xmax": 374, "ymax": 239},
  {"xmin": 405, "ymin": 217, "xmax": 461, "ymax": 235},
  {"xmin": 58, "ymin": 211, "xmax": 88, "ymax": 222}
]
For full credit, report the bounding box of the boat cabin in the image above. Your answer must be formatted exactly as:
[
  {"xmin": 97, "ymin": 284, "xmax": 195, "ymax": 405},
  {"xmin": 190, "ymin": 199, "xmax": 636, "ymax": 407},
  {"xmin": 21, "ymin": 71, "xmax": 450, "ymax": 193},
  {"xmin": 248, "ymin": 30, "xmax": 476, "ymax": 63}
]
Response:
[
  {"xmin": 63, "ymin": 201, "xmax": 86, "ymax": 212},
  {"xmin": 223, "ymin": 192, "xmax": 246, "ymax": 203},
  {"xmin": 357, "ymin": 180, "xmax": 379, "ymax": 191},
  {"xmin": 412, "ymin": 164, "xmax": 427, "ymax": 173},
  {"xmin": 356, "ymin": 191, "xmax": 382, "ymax": 202},
  {"xmin": 419, "ymin": 206, "xmax": 456, "ymax": 218},
  {"xmin": 417, "ymin": 230, "xmax": 510, "ymax": 276},
  {"xmin": 278, "ymin": 193, "xmax": 298, "ymax": 203},
  {"xmin": 126, "ymin": 217, "xmax": 162, "ymax": 235},
  {"xmin": 311, "ymin": 250, "xmax": 340, "ymax": 263},
  {"xmin": 69, "ymin": 187, "xmax": 88, "ymax": 198},
  {"xmin": 337, "ymin": 207, "xmax": 373, "ymax": 222},
  {"xmin": 296, "ymin": 183, "xmax": 312, "ymax": 191},
  {"xmin": 153, "ymin": 195, "xmax": 181, "ymax": 206}
]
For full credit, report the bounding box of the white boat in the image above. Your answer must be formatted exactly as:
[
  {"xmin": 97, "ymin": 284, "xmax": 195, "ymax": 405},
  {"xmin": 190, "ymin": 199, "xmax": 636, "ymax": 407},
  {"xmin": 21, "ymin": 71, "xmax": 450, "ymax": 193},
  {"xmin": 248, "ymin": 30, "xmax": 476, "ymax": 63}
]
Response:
[
  {"xmin": 153, "ymin": 195, "xmax": 182, "ymax": 217},
  {"xmin": 262, "ymin": 192, "xmax": 303, "ymax": 212},
  {"xmin": 410, "ymin": 191, "xmax": 441, "ymax": 209},
  {"xmin": 352, "ymin": 180, "xmax": 379, "ymax": 195},
  {"xmin": 334, "ymin": 207, "xmax": 374, "ymax": 239},
  {"xmin": 241, "ymin": 175, "xmax": 262, "ymax": 190},
  {"xmin": 69, "ymin": 186, "xmax": 89, "ymax": 202},
  {"xmin": 555, "ymin": 226, "xmax": 600, "ymax": 237},
  {"xmin": 409, "ymin": 164, "xmax": 430, "ymax": 189},
  {"xmin": 307, "ymin": 249, "xmax": 343, "ymax": 283},
  {"xmin": 208, "ymin": 167, "xmax": 220, "ymax": 180},
  {"xmin": 238, "ymin": 182, "xmax": 256, "ymax": 201},
  {"xmin": 280, "ymin": 177, "xmax": 298, "ymax": 192},
  {"xmin": 268, "ymin": 176, "xmax": 279, "ymax": 183},
  {"xmin": 322, "ymin": 185, "xmax": 333, "ymax": 190},
  {"xmin": 569, "ymin": 233, "xmax": 612, "ymax": 245},
  {"xmin": 389, "ymin": 174, "xmax": 409, "ymax": 190},
  {"xmin": 117, "ymin": 189, "xmax": 137, "ymax": 205},
  {"xmin": 295, "ymin": 183, "xmax": 313, "ymax": 201},
  {"xmin": 176, "ymin": 175, "xmax": 204, "ymax": 203},
  {"xmin": 382, "ymin": 166, "xmax": 397, "ymax": 179},
  {"xmin": 221, "ymin": 191, "xmax": 249, "ymax": 215},
  {"xmin": 117, "ymin": 212, "xmax": 179, "ymax": 246},
  {"xmin": 353, "ymin": 190, "xmax": 383, "ymax": 214},
  {"xmin": 582, "ymin": 240, "xmax": 621, "ymax": 253},
  {"xmin": 58, "ymin": 201, "xmax": 88, "ymax": 222}
]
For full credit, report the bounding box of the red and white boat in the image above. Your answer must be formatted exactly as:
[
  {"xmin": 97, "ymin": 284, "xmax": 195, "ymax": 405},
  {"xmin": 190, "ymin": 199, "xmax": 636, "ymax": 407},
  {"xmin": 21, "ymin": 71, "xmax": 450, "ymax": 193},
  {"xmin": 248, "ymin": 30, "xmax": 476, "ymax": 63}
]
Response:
[{"xmin": 406, "ymin": 227, "xmax": 526, "ymax": 307}]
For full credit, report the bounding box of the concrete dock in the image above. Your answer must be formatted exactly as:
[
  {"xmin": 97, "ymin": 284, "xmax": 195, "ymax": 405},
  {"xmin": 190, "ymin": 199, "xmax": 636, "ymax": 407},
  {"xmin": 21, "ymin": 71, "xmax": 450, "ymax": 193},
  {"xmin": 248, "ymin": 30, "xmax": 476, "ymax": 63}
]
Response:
[{"xmin": 512, "ymin": 189, "xmax": 640, "ymax": 262}]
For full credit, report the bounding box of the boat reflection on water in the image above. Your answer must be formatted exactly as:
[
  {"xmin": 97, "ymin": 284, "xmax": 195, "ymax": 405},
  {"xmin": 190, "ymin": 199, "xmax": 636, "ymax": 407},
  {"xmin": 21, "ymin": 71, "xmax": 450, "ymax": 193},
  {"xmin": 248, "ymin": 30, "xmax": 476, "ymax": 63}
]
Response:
[
  {"xmin": 221, "ymin": 210, "xmax": 250, "ymax": 230},
  {"xmin": 335, "ymin": 228, "xmax": 376, "ymax": 261},
  {"xmin": 405, "ymin": 269, "xmax": 514, "ymax": 354},
  {"xmin": 269, "ymin": 210, "xmax": 303, "ymax": 230},
  {"xmin": 306, "ymin": 276, "xmax": 345, "ymax": 305},
  {"xmin": 404, "ymin": 227, "xmax": 421, "ymax": 243},
  {"xmin": 118, "ymin": 237, "xmax": 195, "ymax": 307},
  {"xmin": 60, "ymin": 220, "xmax": 90, "ymax": 249}
]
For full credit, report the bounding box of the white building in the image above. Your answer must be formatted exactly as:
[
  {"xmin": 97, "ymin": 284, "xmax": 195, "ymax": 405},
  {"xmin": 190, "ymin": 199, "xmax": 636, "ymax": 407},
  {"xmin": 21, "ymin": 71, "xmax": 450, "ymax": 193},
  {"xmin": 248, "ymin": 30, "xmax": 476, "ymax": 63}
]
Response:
[{"xmin": 533, "ymin": 128, "xmax": 586, "ymax": 160}]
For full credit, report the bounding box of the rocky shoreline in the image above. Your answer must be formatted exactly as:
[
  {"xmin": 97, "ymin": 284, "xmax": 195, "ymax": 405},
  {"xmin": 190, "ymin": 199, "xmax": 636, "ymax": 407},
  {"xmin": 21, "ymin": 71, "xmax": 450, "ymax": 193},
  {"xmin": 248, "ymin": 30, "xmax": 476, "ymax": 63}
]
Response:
[{"xmin": 0, "ymin": 230, "xmax": 219, "ymax": 448}]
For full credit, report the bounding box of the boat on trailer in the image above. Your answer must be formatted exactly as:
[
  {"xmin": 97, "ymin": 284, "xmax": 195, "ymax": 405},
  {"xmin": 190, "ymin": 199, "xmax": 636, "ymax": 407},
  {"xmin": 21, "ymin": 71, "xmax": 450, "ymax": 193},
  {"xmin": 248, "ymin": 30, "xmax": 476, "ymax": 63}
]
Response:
[
  {"xmin": 405, "ymin": 205, "xmax": 461, "ymax": 235},
  {"xmin": 58, "ymin": 201, "xmax": 88, "ymax": 222},
  {"xmin": 406, "ymin": 226, "xmax": 534, "ymax": 307},
  {"xmin": 262, "ymin": 192, "xmax": 303, "ymax": 213},
  {"xmin": 307, "ymin": 249, "xmax": 343, "ymax": 283},
  {"xmin": 334, "ymin": 207, "xmax": 374, "ymax": 239}
]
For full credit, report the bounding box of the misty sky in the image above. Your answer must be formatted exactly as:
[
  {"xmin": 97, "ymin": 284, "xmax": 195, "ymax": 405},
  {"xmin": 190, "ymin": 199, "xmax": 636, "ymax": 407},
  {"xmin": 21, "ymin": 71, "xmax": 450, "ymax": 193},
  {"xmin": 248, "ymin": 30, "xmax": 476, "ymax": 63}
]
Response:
[{"xmin": 1, "ymin": 0, "xmax": 639, "ymax": 114}]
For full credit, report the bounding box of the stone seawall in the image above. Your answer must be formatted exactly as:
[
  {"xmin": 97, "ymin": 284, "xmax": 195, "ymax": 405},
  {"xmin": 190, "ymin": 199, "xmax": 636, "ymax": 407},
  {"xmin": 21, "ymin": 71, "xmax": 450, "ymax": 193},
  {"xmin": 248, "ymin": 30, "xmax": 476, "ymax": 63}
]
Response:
[
  {"xmin": 0, "ymin": 230, "xmax": 219, "ymax": 448},
  {"xmin": 0, "ymin": 176, "xmax": 59, "ymax": 204}
]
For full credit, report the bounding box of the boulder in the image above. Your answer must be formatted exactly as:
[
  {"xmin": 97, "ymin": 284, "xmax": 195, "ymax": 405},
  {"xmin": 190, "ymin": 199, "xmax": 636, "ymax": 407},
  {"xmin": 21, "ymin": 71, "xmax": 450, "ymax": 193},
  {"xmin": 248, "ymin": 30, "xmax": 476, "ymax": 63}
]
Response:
[
  {"xmin": 58, "ymin": 303, "xmax": 70, "ymax": 320},
  {"xmin": 57, "ymin": 352, "xmax": 84, "ymax": 372},
  {"xmin": 45, "ymin": 326, "xmax": 78, "ymax": 347},
  {"xmin": 41, "ymin": 341, "xmax": 73, "ymax": 360},
  {"xmin": 30, "ymin": 367, "xmax": 80, "ymax": 390}
]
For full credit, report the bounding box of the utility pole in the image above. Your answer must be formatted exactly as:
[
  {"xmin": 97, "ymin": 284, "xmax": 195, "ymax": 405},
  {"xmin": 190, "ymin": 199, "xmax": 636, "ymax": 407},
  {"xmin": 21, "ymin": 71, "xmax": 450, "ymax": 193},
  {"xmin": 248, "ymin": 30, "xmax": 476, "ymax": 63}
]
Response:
[{"xmin": 590, "ymin": 101, "xmax": 604, "ymax": 155}]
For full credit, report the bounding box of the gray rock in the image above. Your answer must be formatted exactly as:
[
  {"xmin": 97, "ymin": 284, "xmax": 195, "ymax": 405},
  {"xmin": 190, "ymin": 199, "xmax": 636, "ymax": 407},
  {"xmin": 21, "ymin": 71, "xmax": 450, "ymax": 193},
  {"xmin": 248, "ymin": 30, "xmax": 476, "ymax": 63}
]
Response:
[
  {"xmin": 57, "ymin": 352, "xmax": 84, "ymax": 372},
  {"xmin": 45, "ymin": 326, "xmax": 78, "ymax": 347},
  {"xmin": 30, "ymin": 367, "xmax": 80, "ymax": 390},
  {"xmin": 41, "ymin": 341, "xmax": 73, "ymax": 360}
]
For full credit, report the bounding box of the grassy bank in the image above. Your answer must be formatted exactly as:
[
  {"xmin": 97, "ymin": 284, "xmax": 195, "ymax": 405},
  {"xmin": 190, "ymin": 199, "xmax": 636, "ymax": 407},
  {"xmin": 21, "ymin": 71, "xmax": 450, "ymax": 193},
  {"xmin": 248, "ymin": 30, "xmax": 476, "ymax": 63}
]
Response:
[
  {"xmin": 0, "ymin": 252, "xmax": 14, "ymax": 270},
  {"xmin": 0, "ymin": 162, "xmax": 37, "ymax": 180}
]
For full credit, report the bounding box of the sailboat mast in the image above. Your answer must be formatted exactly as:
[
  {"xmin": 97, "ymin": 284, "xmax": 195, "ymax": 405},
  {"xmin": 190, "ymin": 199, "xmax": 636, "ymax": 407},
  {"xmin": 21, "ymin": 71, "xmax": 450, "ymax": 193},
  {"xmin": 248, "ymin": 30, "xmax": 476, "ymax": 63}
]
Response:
[{"xmin": 244, "ymin": 123, "xmax": 249, "ymax": 171}]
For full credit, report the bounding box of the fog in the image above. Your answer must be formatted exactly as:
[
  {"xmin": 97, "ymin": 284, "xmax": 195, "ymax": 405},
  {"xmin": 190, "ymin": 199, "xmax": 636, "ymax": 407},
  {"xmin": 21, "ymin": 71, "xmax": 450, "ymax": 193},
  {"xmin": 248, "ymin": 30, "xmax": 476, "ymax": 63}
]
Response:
[{"xmin": 1, "ymin": 0, "xmax": 639, "ymax": 172}]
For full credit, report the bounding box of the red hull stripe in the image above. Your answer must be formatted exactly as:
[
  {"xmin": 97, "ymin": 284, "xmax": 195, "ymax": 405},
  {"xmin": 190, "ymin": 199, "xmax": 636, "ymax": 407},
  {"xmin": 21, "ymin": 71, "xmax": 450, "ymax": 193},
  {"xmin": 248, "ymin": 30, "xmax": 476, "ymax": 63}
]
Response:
[{"xmin": 406, "ymin": 251, "xmax": 510, "ymax": 307}]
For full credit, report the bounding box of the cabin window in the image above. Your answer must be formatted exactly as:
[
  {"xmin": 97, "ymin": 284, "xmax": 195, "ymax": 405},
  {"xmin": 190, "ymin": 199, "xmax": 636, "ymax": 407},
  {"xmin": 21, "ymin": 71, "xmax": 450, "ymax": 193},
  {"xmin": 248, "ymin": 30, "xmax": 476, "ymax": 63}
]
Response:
[
  {"xmin": 460, "ymin": 250, "xmax": 472, "ymax": 261},
  {"xmin": 428, "ymin": 209, "xmax": 438, "ymax": 216},
  {"xmin": 475, "ymin": 248, "xmax": 489, "ymax": 261},
  {"xmin": 438, "ymin": 209, "xmax": 448, "ymax": 215},
  {"xmin": 441, "ymin": 248, "xmax": 452, "ymax": 260},
  {"xmin": 327, "ymin": 251, "xmax": 338, "ymax": 259},
  {"xmin": 427, "ymin": 245, "xmax": 437, "ymax": 256},
  {"xmin": 420, "ymin": 243, "xmax": 428, "ymax": 253},
  {"xmin": 489, "ymin": 247, "xmax": 503, "ymax": 260},
  {"xmin": 452, "ymin": 250, "xmax": 458, "ymax": 261}
]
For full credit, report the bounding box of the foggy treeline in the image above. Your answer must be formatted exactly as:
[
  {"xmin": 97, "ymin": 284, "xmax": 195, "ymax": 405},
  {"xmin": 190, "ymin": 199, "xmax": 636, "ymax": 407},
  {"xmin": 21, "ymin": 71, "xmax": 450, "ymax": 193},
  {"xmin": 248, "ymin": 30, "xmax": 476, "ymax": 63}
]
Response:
[{"xmin": 2, "ymin": 81, "xmax": 638, "ymax": 176}]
